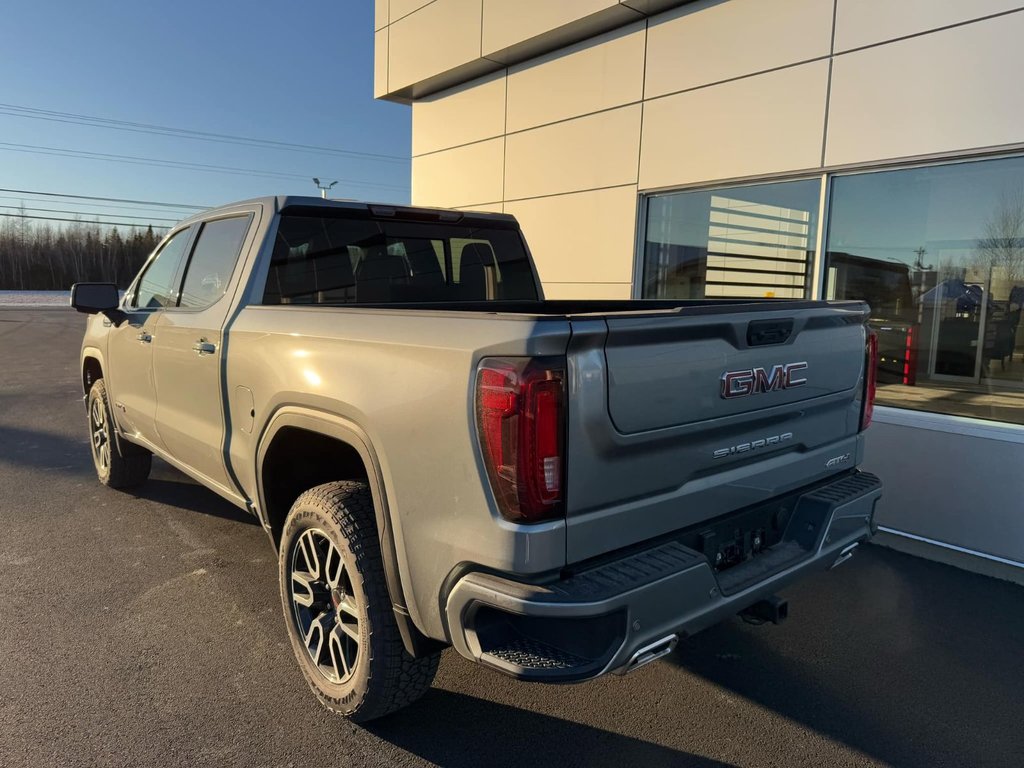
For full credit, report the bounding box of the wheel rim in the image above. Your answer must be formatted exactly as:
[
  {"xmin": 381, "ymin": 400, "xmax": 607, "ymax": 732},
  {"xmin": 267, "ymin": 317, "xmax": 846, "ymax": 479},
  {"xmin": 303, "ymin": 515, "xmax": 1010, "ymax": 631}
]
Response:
[
  {"xmin": 289, "ymin": 528, "xmax": 360, "ymax": 684},
  {"xmin": 89, "ymin": 396, "xmax": 111, "ymax": 472}
]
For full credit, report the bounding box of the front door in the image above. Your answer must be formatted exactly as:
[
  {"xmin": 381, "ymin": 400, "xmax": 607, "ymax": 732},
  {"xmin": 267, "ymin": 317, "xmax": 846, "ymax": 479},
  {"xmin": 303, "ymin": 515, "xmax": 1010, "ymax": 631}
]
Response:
[
  {"xmin": 153, "ymin": 213, "xmax": 253, "ymax": 494},
  {"xmin": 105, "ymin": 309, "xmax": 162, "ymax": 442},
  {"xmin": 105, "ymin": 226, "xmax": 193, "ymax": 447}
]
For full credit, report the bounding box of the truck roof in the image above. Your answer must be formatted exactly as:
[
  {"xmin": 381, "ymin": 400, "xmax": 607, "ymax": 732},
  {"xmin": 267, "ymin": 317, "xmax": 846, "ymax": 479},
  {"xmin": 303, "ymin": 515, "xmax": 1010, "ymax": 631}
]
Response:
[{"xmin": 177, "ymin": 195, "xmax": 517, "ymax": 228}]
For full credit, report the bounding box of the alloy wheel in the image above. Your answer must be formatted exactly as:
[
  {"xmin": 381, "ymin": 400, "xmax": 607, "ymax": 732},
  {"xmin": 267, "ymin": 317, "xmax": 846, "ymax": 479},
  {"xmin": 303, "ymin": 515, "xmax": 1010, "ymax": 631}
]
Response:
[
  {"xmin": 289, "ymin": 528, "xmax": 360, "ymax": 684},
  {"xmin": 89, "ymin": 396, "xmax": 111, "ymax": 471}
]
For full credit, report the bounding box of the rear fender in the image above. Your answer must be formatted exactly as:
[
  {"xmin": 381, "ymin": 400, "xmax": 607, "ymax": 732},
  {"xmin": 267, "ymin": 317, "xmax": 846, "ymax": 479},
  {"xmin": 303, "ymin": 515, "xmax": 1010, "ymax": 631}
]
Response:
[{"xmin": 255, "ymin": 407, "xmax": 441, "ymax": 655}]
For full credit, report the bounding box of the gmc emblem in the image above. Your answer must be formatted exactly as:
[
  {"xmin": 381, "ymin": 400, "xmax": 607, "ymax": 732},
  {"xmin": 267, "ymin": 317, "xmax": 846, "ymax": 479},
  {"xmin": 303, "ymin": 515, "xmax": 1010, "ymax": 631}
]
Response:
[{"xmin": 720, "ymin": 362, "xmax": 808, "ymax": 399}]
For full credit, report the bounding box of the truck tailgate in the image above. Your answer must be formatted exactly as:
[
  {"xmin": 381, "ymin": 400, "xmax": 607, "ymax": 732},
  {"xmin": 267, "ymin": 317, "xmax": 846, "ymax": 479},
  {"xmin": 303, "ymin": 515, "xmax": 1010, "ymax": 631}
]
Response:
[{"xmin": 564, "ymin": 301, "xmax": 870, "ymax": 564}]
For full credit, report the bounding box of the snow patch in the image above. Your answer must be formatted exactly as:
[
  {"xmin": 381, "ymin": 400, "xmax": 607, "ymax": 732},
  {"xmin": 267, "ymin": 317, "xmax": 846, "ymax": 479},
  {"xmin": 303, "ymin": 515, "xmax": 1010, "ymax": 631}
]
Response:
[{"xmin": 0, "ymin": 290, "xmax": 72, "ymax": 307}]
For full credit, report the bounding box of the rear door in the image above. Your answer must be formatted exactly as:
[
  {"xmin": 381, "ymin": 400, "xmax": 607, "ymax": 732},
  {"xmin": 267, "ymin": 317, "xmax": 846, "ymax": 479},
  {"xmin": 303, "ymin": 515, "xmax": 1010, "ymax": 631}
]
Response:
[
  {"xmin": 106, "ymin": 226, "xmax": 194, "ymax": 447},
  {"xmin": 564, "ymin": 301, "xmax": 870, "ymax": 563},
  {"xmin": 152, "ymin": 212, "xmax": 255, "ymax": 494}
]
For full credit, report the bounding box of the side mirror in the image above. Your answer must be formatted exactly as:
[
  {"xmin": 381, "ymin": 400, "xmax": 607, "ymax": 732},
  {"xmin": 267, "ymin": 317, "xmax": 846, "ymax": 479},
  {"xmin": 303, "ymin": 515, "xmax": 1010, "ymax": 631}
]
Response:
[{"xmin": 71, "ymin": 282, "xmax": 124, "ymax": 323}]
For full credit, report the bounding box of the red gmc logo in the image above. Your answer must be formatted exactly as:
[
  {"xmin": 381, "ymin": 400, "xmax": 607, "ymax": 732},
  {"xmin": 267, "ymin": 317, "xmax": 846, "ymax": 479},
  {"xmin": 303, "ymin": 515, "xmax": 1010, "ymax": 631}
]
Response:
[{"xmin": 720, "ymin": 362, "xmax": 808, "ymax": 399}]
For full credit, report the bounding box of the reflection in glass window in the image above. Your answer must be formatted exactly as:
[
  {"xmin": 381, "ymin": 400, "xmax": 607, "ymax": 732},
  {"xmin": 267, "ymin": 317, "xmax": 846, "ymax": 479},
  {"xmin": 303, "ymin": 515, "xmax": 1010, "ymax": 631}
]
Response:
[
  {"xmin": 262, "ymin": 210, "xmax": 538, "ymax": 305},
  {"xmin": 132, "ymin": 228, "xmax": 191, "ymax": 309},
  {"xmin": 826, "ymin": 156, "xmax": 1024, "ymax": 424},
  {"xmin": 178, "ymin": 216, "xmax": 250, "ymax": 309},
  {"xmin": 642, "ymin": 179, "xmax": 821, "ymax": 300}
]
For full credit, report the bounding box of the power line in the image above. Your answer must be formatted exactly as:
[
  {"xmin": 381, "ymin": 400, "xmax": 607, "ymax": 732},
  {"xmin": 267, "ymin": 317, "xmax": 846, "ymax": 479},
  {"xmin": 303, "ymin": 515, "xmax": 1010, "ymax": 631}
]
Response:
[
  {"xmin": 0, "ymin": 194, "xmax": 193, "ymax": 216},
  {"xmin": 0, "ymin": 102, "xmax": 408, "ymax": 164},
  {"xmin": 0, "ymin": 212, "xmax": 168, "ymax": 228},
  {"xmin": 0, "ymin": 141, "xmax": 409, "ymax": 190},
  {"xmin": 0, "ymin": 187, "xmax": 206, "ymax": 210},
  {"xmin": 0, "ymin": 142, "xmax": 318, "ymax": 183},
  {"xmin": 0, "ymin": 204, "xmax": 179, "ymax": 222}
]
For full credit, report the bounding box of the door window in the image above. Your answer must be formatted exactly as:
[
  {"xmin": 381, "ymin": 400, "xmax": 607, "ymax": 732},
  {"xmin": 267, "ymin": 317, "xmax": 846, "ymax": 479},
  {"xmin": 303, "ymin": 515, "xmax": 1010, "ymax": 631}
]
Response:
[
  {"xmin": 131, "ymin": 228, "xmax": 192, "ymax": 309},
  {"xmin": 178, "ymin": 216, "xmax": 251, "ymax": 310}
]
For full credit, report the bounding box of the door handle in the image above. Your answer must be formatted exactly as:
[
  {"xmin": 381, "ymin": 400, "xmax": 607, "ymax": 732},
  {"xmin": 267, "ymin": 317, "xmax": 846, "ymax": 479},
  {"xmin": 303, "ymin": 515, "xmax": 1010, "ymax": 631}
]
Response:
[
  {"xmin": 137, "ymin": 332, "xmax": 152, "ymax": 343},
  {"xmin": 192, "ymin": 340, "xmax": 217, "ymax": 355}
]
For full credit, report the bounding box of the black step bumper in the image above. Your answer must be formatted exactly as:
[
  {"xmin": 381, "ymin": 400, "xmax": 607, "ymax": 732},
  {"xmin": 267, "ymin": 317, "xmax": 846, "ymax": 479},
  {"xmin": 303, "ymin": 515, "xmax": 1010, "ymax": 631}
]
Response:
[{"xmin": 444, "ymin": 471, "xmax": 882, "ymax": 682}]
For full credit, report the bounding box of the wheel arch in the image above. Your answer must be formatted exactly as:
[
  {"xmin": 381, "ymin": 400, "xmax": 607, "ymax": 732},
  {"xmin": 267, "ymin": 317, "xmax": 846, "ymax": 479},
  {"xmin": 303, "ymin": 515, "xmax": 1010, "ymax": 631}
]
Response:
[
  {"xmin": 81, "ymin": 347, "xmax": 105, "ymax": 395},
  {"xmin": 255, "ymin": 407, "xmax": 444, "ymax": 657}
]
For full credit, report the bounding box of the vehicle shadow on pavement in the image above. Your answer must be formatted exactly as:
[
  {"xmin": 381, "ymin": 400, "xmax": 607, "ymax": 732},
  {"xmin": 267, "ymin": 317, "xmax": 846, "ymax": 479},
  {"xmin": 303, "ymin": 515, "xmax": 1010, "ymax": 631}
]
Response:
[
  {"xmin": 366, "ymin": 689, "xmax": 735, "ymax": 768},
  {"xmin": 0, "ymin": 424, "xmax": 94, "ymax": 477},
  {"xmin": 131, "ymin": 460, "xmax": 259, "ymax": 526},
  {"xmin": 666, "ymin": 546, "xmax": 1024, "ymax": 768}
]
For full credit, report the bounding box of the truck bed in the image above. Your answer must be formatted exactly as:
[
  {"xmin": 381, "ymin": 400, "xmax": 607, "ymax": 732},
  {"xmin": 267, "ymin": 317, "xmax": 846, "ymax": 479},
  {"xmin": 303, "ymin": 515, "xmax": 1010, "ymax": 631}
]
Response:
[{"xmin": 298, "ymin": 298, "xmax": 866, "ymax": 317}]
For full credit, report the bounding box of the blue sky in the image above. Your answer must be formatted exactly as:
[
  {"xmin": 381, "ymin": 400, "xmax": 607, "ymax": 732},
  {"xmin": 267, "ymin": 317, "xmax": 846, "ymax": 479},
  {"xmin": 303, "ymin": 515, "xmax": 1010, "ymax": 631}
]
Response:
[{"xmin": 0, "ymin": 0, "xmax": 411, "ymax": 229}]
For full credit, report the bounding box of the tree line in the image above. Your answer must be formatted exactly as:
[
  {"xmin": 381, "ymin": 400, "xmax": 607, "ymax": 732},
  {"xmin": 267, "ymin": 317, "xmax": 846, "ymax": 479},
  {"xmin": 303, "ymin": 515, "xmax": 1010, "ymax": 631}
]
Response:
[{"xmin": 0, "ymin": 215, "xmax": 163, "ymax": 291}]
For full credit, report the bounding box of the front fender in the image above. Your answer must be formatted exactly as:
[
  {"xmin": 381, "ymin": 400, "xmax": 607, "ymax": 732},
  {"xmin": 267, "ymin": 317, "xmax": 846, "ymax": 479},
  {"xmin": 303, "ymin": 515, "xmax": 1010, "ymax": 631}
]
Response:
[{"xmin": 80, "ymin": 345, "xmax": 106, "ymax": 396}]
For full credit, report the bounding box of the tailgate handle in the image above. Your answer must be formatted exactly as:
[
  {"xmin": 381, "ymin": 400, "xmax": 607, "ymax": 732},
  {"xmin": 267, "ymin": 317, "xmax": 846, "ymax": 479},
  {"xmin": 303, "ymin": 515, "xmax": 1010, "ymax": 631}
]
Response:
[{"xmin": 747, "ymin": 319, "xmax": 793, "ymax": 347}]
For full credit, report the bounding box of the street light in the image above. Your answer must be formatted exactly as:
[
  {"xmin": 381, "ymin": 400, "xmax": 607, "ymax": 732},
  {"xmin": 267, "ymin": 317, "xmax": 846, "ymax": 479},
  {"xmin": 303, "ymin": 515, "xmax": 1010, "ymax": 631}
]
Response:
[{"xmin": 312, "ymin": 178, "xmax": 338, "ymax": 198}]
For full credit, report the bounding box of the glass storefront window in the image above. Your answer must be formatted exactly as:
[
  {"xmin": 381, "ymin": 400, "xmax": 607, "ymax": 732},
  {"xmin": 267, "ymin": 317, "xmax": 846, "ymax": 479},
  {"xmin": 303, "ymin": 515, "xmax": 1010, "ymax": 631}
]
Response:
[
  {"xmin": 825, "ymin": 156, "xmax": 1024, "ymax": 425},
  {"xmin": 641, "ymin": 178, "xmax": 821, "ymax": 300}
]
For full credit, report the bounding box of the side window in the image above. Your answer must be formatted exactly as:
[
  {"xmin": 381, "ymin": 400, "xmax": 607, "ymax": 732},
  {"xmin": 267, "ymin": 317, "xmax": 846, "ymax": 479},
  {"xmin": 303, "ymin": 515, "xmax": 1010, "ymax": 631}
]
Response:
[
  {"xmin": 131, "ymin": 228, "xmax": 192, "ymax": 309},
  {"xmin": 178, "ymin": 216, "xmax": 251, "ymax": 309},
  {"xmin": 263, "ymin": 216, "xmax": 380, "ymax": 305}
]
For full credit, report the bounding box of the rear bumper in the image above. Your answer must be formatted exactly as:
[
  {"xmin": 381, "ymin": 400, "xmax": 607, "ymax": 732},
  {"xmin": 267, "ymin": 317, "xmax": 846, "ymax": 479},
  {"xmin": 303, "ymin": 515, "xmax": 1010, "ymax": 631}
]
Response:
[{"xmin": 444, "ymin": 471, "xmax": 882, "ymax": 682}]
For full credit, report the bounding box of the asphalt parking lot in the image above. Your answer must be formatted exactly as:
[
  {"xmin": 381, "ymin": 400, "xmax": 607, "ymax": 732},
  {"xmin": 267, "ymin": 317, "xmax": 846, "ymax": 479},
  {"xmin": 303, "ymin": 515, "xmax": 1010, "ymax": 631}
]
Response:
[{"xmin": 2, "ymin": 307, "xmax": 1023, "ymax": 768}]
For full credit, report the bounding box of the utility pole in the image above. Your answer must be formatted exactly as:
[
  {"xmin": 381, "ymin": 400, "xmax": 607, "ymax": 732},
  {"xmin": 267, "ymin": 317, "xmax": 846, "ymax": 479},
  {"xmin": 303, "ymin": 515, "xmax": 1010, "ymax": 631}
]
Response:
[
  {"xmin": 913, "ymin": 245, "xmax": 932, "ymax": 318},
  {"xmin": 312, "ymin": 178, "xmax": 338, "ymax": 198}
]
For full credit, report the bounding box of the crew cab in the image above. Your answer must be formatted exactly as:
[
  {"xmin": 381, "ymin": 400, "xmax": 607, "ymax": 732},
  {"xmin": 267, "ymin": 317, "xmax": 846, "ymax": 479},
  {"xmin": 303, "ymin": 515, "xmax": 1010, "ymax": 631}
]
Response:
[{"xmin": 72, "ymin": 196, "xmax": 882, "ymax": 722}]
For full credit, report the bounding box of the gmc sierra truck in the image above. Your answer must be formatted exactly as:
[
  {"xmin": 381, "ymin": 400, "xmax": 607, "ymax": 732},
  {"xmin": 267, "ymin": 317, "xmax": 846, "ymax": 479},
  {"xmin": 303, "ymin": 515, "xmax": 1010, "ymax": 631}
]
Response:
[{"xmin": 72, "ymin": 196, "xmax": 882, "ymax": 722}]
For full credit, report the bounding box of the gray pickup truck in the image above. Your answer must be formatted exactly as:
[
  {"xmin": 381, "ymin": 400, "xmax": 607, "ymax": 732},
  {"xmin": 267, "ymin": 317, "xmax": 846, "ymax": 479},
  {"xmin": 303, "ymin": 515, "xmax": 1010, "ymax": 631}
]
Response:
[{"xmin": 72, "ymin": 196, "xmax": 882, "ymax": 722}]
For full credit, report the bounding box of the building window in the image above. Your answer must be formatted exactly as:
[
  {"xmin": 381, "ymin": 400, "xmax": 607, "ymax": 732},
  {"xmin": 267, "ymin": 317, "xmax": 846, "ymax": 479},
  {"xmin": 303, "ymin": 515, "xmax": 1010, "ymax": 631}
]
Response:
[
  {"xmin": 641, "ymin": 178, "xmax": 821, "ymax": 300},
  {"xmin": 825, "ymin": 155, "xmax": 1024, "ymax": 425}
]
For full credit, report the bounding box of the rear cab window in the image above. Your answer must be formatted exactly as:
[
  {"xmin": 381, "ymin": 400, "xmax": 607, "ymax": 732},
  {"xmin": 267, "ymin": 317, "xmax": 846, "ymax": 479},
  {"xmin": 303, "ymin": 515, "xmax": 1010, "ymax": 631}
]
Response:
[{"xmin": 261, "ymin": 208, "xmax": 538, "ymax": 305}]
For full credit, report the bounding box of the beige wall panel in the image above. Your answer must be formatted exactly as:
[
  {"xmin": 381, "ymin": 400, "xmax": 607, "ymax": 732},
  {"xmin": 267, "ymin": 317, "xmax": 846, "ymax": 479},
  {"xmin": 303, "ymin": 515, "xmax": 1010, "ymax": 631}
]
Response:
[
  {"xmin": 645, "ymin": 0, "xmax": 834, "ymax": 98},
  {"xmin": 390, "ymin": 0, "xmax": 434, "ymax": 23},
  {"xmin": 388, "ymin": 0, "xmax": 483, "ymax": 93},
  {"xmin": 412, "ymin": 138, "xmax": 504, "ymax": 208},
  {"xmin": 412, "ymin": 72, "xmax": 507, "ymax": 156},
  {"xmin": 826, "ymin": 15, "xmax": 1024, "ymax": 167},
  {"xmin": 542, "ymin": 282, "xmax": 633, "ymax": 299},
  {"xmin": 460, "ymin": 202, "xmax": 505, "ymax": 213},
  {"xmin": 373, "ymin": 29, "xmax": 388, "ymax": 99},
  {"xmin": 482, "ymin": 0, "xmax": 629, "ymax": 56},
  {"xmin": 375, "ymin": 0, "xmax": 388, "ymax": 31},
  {"xmin": 506, "ymin": 23, "xmax": 645, "ymax": 133},
  {"xmin": 620, "ymin": 0, "xmax": 693, "ymax": 13},
  {"xmin": 834, "ymin": 0, "xmax": 1024, "ymax": 52},
  {"xmin": 505, "ymin": 105, "xmax": 641, "ymax": 200},
  {"xmin": 505, "ymin": 186, "xmax": 638, "ymax": 283},
  {"xmin": 639, "ymin": 61, "xmax": 828, "ymax": 190}
]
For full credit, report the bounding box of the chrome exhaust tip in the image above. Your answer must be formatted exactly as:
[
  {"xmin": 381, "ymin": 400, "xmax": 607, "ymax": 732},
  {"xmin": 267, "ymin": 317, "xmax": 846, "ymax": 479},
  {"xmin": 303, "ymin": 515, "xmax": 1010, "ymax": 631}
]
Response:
[
  {"xmin": 830, "ymin": 542, "xmax": 859, "ymax": 569},
  {"xmin": 623, "ymin": 634, "xmax": 678, "ymax": 674}
]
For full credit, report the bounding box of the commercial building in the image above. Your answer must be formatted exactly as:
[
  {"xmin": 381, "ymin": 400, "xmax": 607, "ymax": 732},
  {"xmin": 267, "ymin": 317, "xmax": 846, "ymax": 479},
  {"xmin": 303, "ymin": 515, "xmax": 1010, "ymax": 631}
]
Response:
[{"xmin": 374, "ymin": 0, "xmax": 1024, "ymax": 580}]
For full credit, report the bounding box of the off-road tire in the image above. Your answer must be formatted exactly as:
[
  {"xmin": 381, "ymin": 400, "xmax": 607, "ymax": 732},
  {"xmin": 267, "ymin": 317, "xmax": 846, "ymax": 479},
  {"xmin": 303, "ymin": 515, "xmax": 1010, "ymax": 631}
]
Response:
[
  {"xmin": 278, "ymin": 481, "xmax": 440, "ymax": 722},
  {"xmin": 87, "ymin": 378, "xmax": 151, "ymax": 489}
]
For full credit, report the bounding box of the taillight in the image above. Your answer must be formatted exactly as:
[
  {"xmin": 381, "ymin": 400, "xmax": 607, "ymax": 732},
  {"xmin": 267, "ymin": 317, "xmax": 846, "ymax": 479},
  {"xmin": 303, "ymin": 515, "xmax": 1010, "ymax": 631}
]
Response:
[
  {"xmin": 902, "ymin": 324, "xmax": 918, "ymax": 386},
  {"xmin": 475, "ymin": 357, "xmax": 566, "ymax": 523},
  {"xmin": 862, "ymin": 327, "xmax": 878, "ymax": 430}
]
